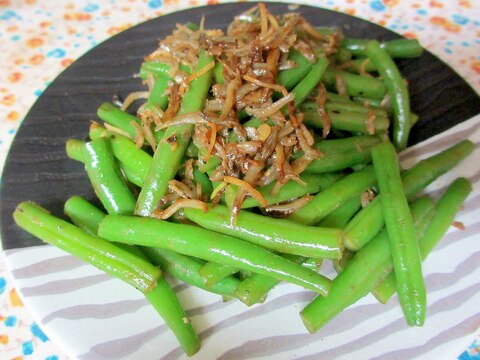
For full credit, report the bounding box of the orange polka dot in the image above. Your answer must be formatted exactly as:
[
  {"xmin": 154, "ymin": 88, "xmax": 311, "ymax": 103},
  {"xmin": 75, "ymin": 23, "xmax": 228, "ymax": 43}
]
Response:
[
  {"xmin": 8, "ymin": 72, "xmax": 22, "ymax": 83},
  {"xmin": 445, "ymin": 23, "xmax": 461, "ymax": 33},
  {"xmin": 6, "ymin": 25, "xmax": 18, "ymax": 32},
  {"xmin": 107, "ymin": 23, "xmax": 132, "ymax": 35},
  {"xmin": 64, "ymin": 12, "xmax": 92, "ymax": 21},
  {"xmin": 378, "ymin": 19, "xmax": 387, "ymax": 26},
  {"xmin": 10, "ymin": 288, "xmax": 23, "ymax": 306},
  {"xmin": 471, "ymin": 61, "xmax": 480, "ymax": 75},
  {"xmin": 27, "ymin": 37, "xmax": 44, "ymax": 48},
  {"xmin": 0, "ymin": 0, "xmax": 10, "ymax": 6},
  {"xmin": 65, "ymin": 3, "xmax": 75, "ymax": 9},
  {"xmin": 459, "ymin": 0, "xmax": 472, "ymax": 8},
  {"xmin": 403, "ymin": 32, "xmax": 417, "ymax": 39},
  {"xmin": 14, "ymin": 58, "xmax": 24, "ymax": 65},
  {"xmin": 40, "ymin": 20, "xmax": 53, "ymax": 28},
  {"xmin": 7, "ymin": 111, "xmax": 19, "ymax": 121},
  {"xmin": 429, "ymin": 0, "xmax": 443, "ymax": 7},
  {"xmin": 0, "ymin": 94, "xmax": 15, "ymax": 106},
  {"xmin": 121, "ymin": 6, "xmax": 131, "ymax": 11},
  {"xmin": 29, "ymin": 54, "xmax": 45, "ymax": 65},
  {"xmin": 102, "ymin": 10, "xmax": 111, "ymax": 16},
  {"xmin": 384, "ymin": 0, "xmax": 399, "ymax": 6},
  {"xmin": 0, "ymin": 334, "xmax": 8, "ymax": 345},
  {"xmin": 345, "ymin": 8, "xmax": 356, "ymax": 15},
  {"xmin": 61, "ymin": 58, "xmax": 74, "ymax": 67},
  {"xmin": 26, "ymin": 0, "xmax": 36, "ymax": 4}
]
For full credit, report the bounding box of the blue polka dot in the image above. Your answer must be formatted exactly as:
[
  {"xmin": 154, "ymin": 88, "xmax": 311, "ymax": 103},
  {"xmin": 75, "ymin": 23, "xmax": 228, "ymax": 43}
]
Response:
[
  {"xmin": 31, "ymin": 323, "xmax": 49, "ymax": 342},
  {"xmin": 452, "ymin": 14, "xmax": 468, "ymax": 25},
  {"xmin": 8, "ymin": 129, "xmax": 16, "ymax": 135},
  {"xmin": 45, "ymin": 356, "xmax": 59, "ymax": 360},
  {"xmin": 34, "ymin": 89, "xmax": 43, "ymax": 96},
  {"xmin": 0, "ymin": 277, "xmax": 5, "ymax": 295},
  {"xmin": 22, "ymin": 341, "xmax": 34, "ymax": 355},
  {"xmin": 474, "ymin": 20, "xmax": 480, "ymax": 26},
  {"xmin": 46, "ymin": 48, "xmax": 66, "ymax": 58},
  {"xmin": 402, "ymin": 25, "xmax": 409, "ymax": 30},
  {"xmin": 446, "ymin": 40, "xmax": 454, "ymax": 46},
  {"xmin": 370, "ymin": 1, "xmax": 386, "ymax": 12},
  {"xmin": 390, "ymin": 24, "xmax": 398, "ymax": 30},
  {"xmin": 0, "ymin": 10, "xmax": 21, "ymax": 20},
  {"xmin": 416, "ymin": 9, "xmax": 427, "ymax": 16},
  {"xmin": 5, "ymin": 315, "xmax": 17, "ymax": 327},
  {"xmin": 10, "ymin": 34, "xmax": 21, "ymax": 41},
  {"xmin": 83, "ymin": 3, "xmax": 99, "ymax": 12},
  {"xmin": 147, "ymin": 0, "xmax": 162, "ymax": 9},
  {"xmin": 462, "ymin": 41, "xmax": 470, "ymax": 47},
  {"xmin": 476, "ymin": 39, "xmax": 480, "ymax": 44},
  {"xmin": 445, "ymin": 48, "xmax": 453, "ymax": 54}
]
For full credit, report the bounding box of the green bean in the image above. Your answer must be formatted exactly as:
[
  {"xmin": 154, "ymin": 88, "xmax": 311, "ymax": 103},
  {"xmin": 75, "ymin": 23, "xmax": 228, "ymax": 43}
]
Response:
[
  {"xmin": 146, "ymin": 75, "xmax": 170, "ymax": 110},
  {"xmin": 98, "ymin": 215, "xmax": 332, "ymax": 295},
  {"xmin": 317, "ymin": 195, "xmax": 361, "ymax": 228},
  {"xmin": 373, "ymin": 178, "xmax": 472, "ymax": 304},
  {"xmin": 344, "ymin": 139, "xmax": 474, "ymax": 251},
  {"xmin": 342, "ymin": 38, "xmax": 423, "ymax": 58},
  {"xmin": 66, "ymin": 139, "xmax": 85, "ymax": 162},
  {"xmin": 139, "ymin": 61, "xmax": 191, "ymax": 80},
  {"xmin": 372, "ymin": 140, "xmax": 425, "ymax": 326},
  {"xmin": 136, "ymin": 49, "xmax": 214, "ymax": 217},
  {"xmin": 288, "ymin": 165, "xmax": 377, "ymax": 225},
  {"xmin": 62, "ymin": 197, "xmax": 200, "ymax": 355},
  {"xmin": 97, "ymin": 102, "xmax": 143, "ymax": 139},
  {"xmin": 300, "ymin": 100, "xmax": 388, "ymax": 117},
  {"xmin": 291, "ymin": 57, "xmax": 329, "ymax": 108},
  {"xmin": 193, "ymin": 166, "xmax": 213, "ymax": 199},
  {"xmin": 82, "ymin": 138, "xmax": 136, "ymax": 215},
  {"xmin": 143, "ymin": 247, "xmax": 241, "ymax": 298},
  {"xmin": 341, "ymin": 58, "xmax": 378, "ymax": 74},
  {"xmin": 277, "ymin": 49, "xmax": 314, "ymax": 90},
  {"xmin": 322, "ymin": 68, "xmax": 387, "ymax": 99},
  {"xmin": 213, "ymin": 61, "xmax": 224, "ymax": 84},
  {"xmin": 365, "ymin": 40, "xmax": 410, "ymax": 150},
  {"xmin": 302, "ymin": 109, "xmax": 389, "ymax": 135},
  {"xmin": 300, "ymin": 196, "xmax": 433, "ymax": 333},
  {"xmin": 225, "ymin": 172, "xmax": 344, "ymax": 209},
  {"xmin": 14, "ymin": 202, "xmax": 160, "ymax": 293},
  {"xmin": 64, "ymin": 196, "xmax": 105, "ymax": 236},
  {"xmin": 293, "ymin": 135, "xmax": 383, "ymax": 173},
  {"xmin": 334, "ymin": 48, "xmax": 352, "ymax": 63},
  {"xmin": 198, "ymin": 262, "xmax": 239, "ymax": 286},
  {"xmin": 184, "ymin": 204, "xmax": 343, "ymax": 259}
]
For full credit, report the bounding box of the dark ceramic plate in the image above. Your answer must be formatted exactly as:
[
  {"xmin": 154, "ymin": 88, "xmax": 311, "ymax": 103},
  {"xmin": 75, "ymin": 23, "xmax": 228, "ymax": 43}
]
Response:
[{"xmin": 1, "ymin": 3, "xmax": 479, "ymax": 359}]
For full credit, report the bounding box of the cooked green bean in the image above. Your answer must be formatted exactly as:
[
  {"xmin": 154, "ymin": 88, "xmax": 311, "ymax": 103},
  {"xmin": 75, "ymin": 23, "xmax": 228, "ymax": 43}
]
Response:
[
  {"xmin": 372, "ymin": 140, "xmax": 425, "ymax": 326},
  {"xmin": 142, "ymin": 247, "xmax": 241, "ymax": 298},
  {"xmin": 317, "ymin": 195, "xmax": 361, "ymax": 228},
  {"xmin": 373, "ymin": 178, "xmax": 472, "ymax": 304},
  {"xmin": 198, "ymin": 262, "xmax": 239, "ymax": 286},
  {"xmin": 365, "ymin": 40, "xmax": 410, "ymax": 150},
  {"xmin": 300, "ymin": 196, "xmax": 433, "ymax": 333},
  {"xmin": 14, "ymin": 202, "xmax": 160, "ymax": 293},
  {"xmin": 184, "ymin": 204, "xmax": 343, "ymax": 259},
  {"xmin": 342, "ymin": 38, "xmax": 423, "ymax": 58},
  {"xmin": 82, "ymin": 138, "xmax": 136, "ymax": 215},
  {"xmin": 97, "ymin": 102, "xmax": 143, "ymax": 139},
  {"xmin": 66, "ymin": 139, "xmax": 85, "ymax": 162},
  {"xmin": 225, "ymin": 172, "xmax": 344, "ymax": 209},
  {"xmin": 288, "ymin": 165, "xmax": 377, "ymax": 225},
  {"xmin": 98, "ymin": 215, "xmax": 332, "ymax": 295},
  {"xmin": 322, "ymin": 67, "xmax": 387, "ymax": 99},
  {"xmin": 136, "ymin": 49, "xmax": 214, "ymax": 217},
  {"xmin": 344, "ymin": 139, "xmax": 474, "ymax": 250},
  {"xmin": 64, "ymin": 196, "xmax": 105, "ymax": 236},
  {"xmin": 291, "ymin": 57, "xmax": 329, "ymax": 108},
  {"xmin": 277, "ymin": 49, "xmax": 314, "ymax": 90}
]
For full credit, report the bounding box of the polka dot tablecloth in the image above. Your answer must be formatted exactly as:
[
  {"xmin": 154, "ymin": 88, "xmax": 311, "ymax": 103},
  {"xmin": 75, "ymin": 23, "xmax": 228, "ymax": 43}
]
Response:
[{"xmin": 0, "ymin": 0, "xmax": 479, "ymax": 359}]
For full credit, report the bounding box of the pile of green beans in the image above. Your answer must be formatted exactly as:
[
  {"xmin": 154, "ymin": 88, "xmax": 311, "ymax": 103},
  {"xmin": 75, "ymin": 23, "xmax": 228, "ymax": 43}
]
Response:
[{"xmin": 12, "ymin": 6, "xmax": 475, "ymax": 357}]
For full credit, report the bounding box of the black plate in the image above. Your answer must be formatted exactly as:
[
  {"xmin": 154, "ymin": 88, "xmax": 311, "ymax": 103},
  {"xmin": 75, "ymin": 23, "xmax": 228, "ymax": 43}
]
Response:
[{"xmin": 1, "ymin": 2, "xmax": 479, "ymax": 251}]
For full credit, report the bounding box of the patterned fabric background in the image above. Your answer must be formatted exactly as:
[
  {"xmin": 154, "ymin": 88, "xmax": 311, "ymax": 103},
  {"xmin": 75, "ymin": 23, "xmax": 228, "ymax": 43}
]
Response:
[{"xmin": 0, "ymin": 0, "xmax": 479, "ymax": 359}]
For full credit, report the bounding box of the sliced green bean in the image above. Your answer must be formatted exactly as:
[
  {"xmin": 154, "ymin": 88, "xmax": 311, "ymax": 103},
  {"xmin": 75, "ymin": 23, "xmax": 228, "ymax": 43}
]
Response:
[
  {"xmin": 82, "ymin": 138, "xmax": 136, "ymax": 215},
  {"xmin": 322, "ymin": 68, "xmax": 387, "ymax": 99},
  {"xmin": 143, "ymin": 247, "xmax": 241, "ymax": 298},
  {"xmin": 14, "ymin": 202, "xmax": 160, "ymax": 293},
  {"xmin": 317, "ymin": 195, "xmax": 361, "ymax": 228},
  {"xmin": 63, "ymin": 196, "xmax": 200, "ymax": 355},
  {"xmin": 372, "ymin": 140, "xmax": 425, "ymax": 326},
  {"xmin": 136, "ymin": 49, "xmax": 214, "ymax": 217},
  {"xmin": 373, "ymin": 178, "xmax": 472, "ymax": 304},
  {"xmin": 291, "ymin": 57, "xmax": 329, "ymax": 108},
  {"xmin": 66, "ymin": 139, "xmax": 85, "ymax": 162},
  {"xmin": 288, "ymin": 165, "xmax": 377, "ymax": 225},
  {"xmin": 300, "ymin": 196, "xmax": 433, "ymax": 333},
  {"xmin": 98, "ymin": 215, "xmax": 332, "ymax": 296},
  {"xmin": 365, "ymin": 40, "xmax": 410, "ymax": 150},
  {"xmin": 146, "ymin": 75, "xmax": 170, "ymax": 110},
  {"xmin": 292, "ymin": 135, "xmax": 383, "ymax": 174},
  {"xmin": 342, "ymin": 38, "xmax": 423, "ymax": 58},
  {"xmin": 225, "ymin": 172, "xmax": 344, "ymax": 209},
  {"xmin": 185, "ymin": 204, "xmax": 343, "ymax": 259},
  {"xmin": 97, "ymin": 102, "xmax": 143, "ymax": 139},
  {"xmin": 198, "ymin": 262, "xmax": 239, "ymax": 286},
  {"xmin": 344, "ymin": 139, "xmax": 474, "ymax": 251},
  {"xmin": 277, "ymin": 49, "xmax": 314, "ymax": 90}
]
